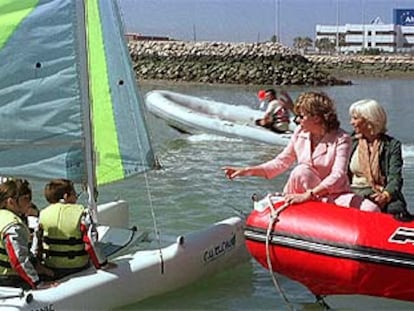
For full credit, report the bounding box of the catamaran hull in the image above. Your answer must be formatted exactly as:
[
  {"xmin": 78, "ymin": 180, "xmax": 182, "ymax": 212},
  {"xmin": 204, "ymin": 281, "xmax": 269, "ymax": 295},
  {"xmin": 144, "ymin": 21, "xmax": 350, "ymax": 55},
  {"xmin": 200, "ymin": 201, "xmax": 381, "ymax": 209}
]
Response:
[
  {"xmin": 245, "ymin": 197, "xmax": 414, "ymax": 304},
  {"xmin": 0, "ymin": 216, "xmax": 248, "ymax": 310},
  {"xmin": 145, "ymin": 90, "xmax": 293, "ymax": 145}
]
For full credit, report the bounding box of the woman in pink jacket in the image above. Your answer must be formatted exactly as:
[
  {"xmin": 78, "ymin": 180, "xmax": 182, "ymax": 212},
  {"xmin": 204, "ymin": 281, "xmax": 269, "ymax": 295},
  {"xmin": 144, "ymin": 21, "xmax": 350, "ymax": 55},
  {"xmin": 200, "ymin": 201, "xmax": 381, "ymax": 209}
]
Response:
[{"xmin": 223, "ymin": 91, "xmax": 379, "ymax": 212}]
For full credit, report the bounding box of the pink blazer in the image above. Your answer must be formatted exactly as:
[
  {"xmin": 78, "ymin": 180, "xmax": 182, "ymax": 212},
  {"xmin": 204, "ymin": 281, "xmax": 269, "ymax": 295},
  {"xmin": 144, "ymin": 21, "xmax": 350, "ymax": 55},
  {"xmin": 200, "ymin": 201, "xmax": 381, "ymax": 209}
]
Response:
[{"xmin": 258, "ymin": 125, "xmax": 352, "ymax": 194}]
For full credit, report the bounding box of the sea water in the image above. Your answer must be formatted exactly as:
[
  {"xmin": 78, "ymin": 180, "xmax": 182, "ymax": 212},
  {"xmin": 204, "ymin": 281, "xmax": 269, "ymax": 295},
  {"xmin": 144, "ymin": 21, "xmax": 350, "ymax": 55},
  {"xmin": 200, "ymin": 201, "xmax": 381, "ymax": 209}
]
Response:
[{"xmin": 96, "ymin": 78, "xmax": 413, "ymax": 310}]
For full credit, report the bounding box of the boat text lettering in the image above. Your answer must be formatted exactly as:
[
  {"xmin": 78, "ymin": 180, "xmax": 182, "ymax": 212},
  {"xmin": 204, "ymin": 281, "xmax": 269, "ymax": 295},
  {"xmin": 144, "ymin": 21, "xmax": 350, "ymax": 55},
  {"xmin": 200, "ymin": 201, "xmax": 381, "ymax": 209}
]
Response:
[
  {"xmin": 30, "ymin": 304, "xmax": 55, "ymax": 311},
  {"xmin": 203, "ymin": 234, "xmax": 236, "ymax": 263},
  {"xmin": 388, "ymin": 227, "xmax": 414, "ymax": 245}
]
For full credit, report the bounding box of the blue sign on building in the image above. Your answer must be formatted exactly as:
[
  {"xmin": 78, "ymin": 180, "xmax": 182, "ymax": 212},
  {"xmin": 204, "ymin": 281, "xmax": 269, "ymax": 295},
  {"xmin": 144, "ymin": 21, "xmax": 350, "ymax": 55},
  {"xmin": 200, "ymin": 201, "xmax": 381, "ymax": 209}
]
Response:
[{"xmin": 394, "ymin": 9, "xmax": 414, "ymax": 26}]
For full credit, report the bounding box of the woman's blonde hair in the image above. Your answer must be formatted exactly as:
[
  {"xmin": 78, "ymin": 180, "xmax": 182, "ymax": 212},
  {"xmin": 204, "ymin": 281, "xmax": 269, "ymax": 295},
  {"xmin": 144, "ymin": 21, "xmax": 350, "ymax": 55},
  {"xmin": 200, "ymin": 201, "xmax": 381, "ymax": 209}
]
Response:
[
  {"xmin": 294, "ymin": 91, "xmax": 340, "ymax": 131},
  {"xmin": 349, "ymin": 99, "xmax": 387, "ymax": 135}
]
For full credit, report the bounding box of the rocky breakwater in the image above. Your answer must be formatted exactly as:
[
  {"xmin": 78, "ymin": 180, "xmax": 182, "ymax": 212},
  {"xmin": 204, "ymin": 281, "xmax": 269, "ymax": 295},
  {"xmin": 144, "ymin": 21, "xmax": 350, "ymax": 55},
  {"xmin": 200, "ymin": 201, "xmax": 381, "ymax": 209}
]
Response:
[
  {"xmin": 306, "ymin": 54, "xmax": 414, "ymax": 77},
  {"xmin": 128, "ymin": 40, "xmax": 350, "ymax": 86}
]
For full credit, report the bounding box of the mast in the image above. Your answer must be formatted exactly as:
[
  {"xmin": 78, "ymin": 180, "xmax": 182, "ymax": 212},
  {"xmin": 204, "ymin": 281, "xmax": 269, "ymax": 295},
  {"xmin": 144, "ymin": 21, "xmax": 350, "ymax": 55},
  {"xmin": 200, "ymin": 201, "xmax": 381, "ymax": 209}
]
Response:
[
  {"xmin": 277, "ymin": 0, "xmax": 281, "ymax": 43},
  {"xmin": 362, "ymin": 0, "xmax": 366, "ymax": 51},
  {"xmin": 80, "ymin": 0, "xmax": 99, "ymax": 222},
  {"xmin": 271, "ymin": 0, "xmax": 281, "ymax": 42},
  {"xmin": 336, "ymin": 0, "xmax": 340, "ymax": 53}
]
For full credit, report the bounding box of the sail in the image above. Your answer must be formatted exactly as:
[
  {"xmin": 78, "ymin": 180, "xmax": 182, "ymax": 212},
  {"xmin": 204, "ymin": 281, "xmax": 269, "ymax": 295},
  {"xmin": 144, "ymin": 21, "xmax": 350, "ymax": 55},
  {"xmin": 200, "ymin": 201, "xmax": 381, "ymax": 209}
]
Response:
[{"xmin": 0, "ymin": 0, "xmax": 155, "ymax": 186}]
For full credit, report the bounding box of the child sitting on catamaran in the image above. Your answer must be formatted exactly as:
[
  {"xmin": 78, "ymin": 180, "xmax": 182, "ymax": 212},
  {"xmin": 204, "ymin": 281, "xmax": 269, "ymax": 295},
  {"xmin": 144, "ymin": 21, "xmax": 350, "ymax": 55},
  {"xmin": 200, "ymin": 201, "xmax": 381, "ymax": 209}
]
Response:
[
  {"xmin": 39, "ymin": 179, "xmax": 108, "ymax": 280},
  {"xmin": 0, "ymin": 179, "xmax": 54, "ymax": 289}
]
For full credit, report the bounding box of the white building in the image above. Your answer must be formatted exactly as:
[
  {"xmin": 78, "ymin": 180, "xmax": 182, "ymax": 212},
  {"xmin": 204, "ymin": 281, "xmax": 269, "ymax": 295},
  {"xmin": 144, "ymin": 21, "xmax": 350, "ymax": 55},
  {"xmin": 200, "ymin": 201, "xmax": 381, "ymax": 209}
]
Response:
[
  {"xmin": 400, "ymin": 25, "xmax": 414, "ymax": 51},
  {"xmin": 316, "ymin": 15, "xmax": 414, "ymax": 53}
]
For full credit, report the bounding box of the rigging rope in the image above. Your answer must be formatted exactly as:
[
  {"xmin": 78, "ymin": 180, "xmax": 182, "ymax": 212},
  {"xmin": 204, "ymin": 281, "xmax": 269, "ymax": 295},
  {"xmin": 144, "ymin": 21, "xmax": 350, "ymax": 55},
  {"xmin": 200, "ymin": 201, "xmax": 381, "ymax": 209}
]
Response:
[
  {"xmin": 117, "ymin": 0, "xmax": 165, "ymax": 273},
  {"xmin": 264, "ymin": 195, "xmax": 294, "ymax": 311}
]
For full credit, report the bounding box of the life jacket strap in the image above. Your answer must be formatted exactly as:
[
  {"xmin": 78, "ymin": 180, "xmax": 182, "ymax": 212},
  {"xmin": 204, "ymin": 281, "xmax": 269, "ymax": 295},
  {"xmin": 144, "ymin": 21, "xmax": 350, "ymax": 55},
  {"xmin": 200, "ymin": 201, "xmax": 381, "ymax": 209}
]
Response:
[
  {"xmin": 44, "ymin": 249, "xmax": 87, "ymax": 259},
  {"xmin": 44, "ymin": 236, "xmax": 83, "ymax": 246},
  {"xmin": 0, "ymin": 258, "xmax": 11, "ymax": 268}
]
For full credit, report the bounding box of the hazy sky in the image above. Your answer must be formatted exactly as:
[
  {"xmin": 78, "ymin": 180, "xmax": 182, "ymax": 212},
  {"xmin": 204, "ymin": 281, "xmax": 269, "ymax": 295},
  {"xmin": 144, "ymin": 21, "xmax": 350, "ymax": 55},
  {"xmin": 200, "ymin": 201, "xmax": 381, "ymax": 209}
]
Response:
[{"xmin": 119, "ymin": 0, "xmax": 414, "ymax": 46}]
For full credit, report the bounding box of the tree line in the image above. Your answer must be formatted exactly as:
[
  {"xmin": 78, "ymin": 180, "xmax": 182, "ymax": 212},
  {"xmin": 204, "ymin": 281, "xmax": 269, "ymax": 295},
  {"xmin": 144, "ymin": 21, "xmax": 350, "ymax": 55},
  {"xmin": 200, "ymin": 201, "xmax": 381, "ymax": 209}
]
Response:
[
  {"xmin": 270, "ymin": 35, "xmax": 382, "ymax": 54},
  {"xmin": 292, "ymin": 36, "xmax": 338, "ymax": 53},
  {"xmin": 268, "ymin": 35, "xmax": 338, "ymax": 53}
]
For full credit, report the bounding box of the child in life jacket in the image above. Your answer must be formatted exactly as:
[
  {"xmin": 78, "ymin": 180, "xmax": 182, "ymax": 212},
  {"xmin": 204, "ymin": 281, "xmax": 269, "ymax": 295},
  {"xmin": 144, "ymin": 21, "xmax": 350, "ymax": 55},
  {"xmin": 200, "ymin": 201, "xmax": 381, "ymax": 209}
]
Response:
[
  {"xmin": 39, "ymin": 179, "xmax": 108, "ymax": 279},
  {"xmin": 0, "ymin": 179, "xmax": 54, "ymax": 289}
]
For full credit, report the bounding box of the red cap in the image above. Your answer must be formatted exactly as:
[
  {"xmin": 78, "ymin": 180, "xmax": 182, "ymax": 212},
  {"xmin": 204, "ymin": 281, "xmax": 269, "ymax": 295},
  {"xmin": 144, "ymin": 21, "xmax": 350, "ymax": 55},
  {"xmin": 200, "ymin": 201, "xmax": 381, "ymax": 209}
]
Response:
[{"xmin": 257, "ymin": 90, "xmax": 266, "ymax": 100}]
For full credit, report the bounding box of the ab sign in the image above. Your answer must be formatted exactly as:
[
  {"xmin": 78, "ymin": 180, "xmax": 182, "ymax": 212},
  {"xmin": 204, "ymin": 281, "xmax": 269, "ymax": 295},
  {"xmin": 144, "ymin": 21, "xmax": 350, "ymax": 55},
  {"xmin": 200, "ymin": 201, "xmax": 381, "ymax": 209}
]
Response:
[{"xmin": 394, "ymin": 9, "xmax": 414, "ymax": 26}]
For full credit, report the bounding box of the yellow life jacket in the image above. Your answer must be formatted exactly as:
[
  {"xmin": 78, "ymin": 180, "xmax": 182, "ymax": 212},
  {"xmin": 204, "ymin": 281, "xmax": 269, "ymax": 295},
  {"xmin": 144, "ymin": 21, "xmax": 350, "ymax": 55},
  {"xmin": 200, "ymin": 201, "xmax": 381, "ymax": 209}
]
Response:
[
  {"xmin": 0, "ymin": 209, "xmax": 28, "ymax": 276},
  {"xmin": 40, "ymin": 203, "xmax": 88, "ymax": 269}
]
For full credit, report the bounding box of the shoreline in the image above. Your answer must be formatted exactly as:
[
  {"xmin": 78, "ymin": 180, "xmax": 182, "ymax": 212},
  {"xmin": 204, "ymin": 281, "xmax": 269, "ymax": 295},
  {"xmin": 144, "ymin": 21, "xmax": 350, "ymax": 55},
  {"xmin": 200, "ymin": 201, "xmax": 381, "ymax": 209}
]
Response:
[
  {"xmin": 131, "ymin": 40, "xmax": 414, "ymax": 86},
  {"xmin": 305, "ymin": 54, "xmax": 414, "ymax": 80},
  {"xmin": 139, "ymin": 71, "xmax": 413, "ymax": 89},
  {"xmin": 326, "ymin": 70, "xmax": 414, "ymax": 80}
]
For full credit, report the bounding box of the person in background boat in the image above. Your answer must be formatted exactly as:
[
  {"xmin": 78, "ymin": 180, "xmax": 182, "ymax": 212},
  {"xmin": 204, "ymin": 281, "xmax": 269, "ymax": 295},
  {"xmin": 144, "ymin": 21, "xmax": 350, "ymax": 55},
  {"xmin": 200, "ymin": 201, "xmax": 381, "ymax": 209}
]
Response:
[
  {"xmin": 0, "ymin": 179, "xmax": 54, "ymax": 289},
  {"xmin": 255, "ymin": 89, "xmax": 291, "ymax": 133},
  {"xmin": 348, "ymin": 99, "xmax": 410, "ymax": 218},
  {"xmin": 39, "ymin": 179, "xmax": 108, "ymax": 280},
  {"xmin": 223, "ymin": 91, "xmax": 379, "ymax": 211}
]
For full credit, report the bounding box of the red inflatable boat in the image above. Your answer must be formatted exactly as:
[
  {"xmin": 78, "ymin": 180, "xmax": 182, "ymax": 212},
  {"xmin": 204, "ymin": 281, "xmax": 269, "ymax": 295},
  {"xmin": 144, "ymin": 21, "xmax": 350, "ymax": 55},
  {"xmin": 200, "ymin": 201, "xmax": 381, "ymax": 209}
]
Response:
[{"xmin": 245, "ymin": 196, "xmax": 414, "ymax": 302}]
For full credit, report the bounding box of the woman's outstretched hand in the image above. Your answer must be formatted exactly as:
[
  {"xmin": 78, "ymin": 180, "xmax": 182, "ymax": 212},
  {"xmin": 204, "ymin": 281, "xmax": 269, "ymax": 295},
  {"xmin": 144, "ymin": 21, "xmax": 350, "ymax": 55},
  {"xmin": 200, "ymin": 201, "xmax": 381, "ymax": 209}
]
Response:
[
  {"xmin": 222, "ymin": 166, "xmax": 267, "ymax": 180},
  {"xmin": 222, "ymin": 166, "xmax": 246, "ymax": 180}
]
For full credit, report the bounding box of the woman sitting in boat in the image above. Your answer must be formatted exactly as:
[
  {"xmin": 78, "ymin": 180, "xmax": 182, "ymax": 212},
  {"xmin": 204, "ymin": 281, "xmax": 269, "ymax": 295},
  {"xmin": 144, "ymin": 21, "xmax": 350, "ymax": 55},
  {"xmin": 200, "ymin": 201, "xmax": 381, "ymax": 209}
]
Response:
[
  {"xmin": 223, "ymin": 91, "xmax": 379, "ymax": 211},
  {"xmin": 255, "ymin": 89, "xmax": 291, "ymax": 133},
  {"xmin": 39, "ymin": 179, "xmax": 108, "ymax": 280},
  {"xmin": 348, "ymin": 99, "xmax": 411, "ymax": 218}
]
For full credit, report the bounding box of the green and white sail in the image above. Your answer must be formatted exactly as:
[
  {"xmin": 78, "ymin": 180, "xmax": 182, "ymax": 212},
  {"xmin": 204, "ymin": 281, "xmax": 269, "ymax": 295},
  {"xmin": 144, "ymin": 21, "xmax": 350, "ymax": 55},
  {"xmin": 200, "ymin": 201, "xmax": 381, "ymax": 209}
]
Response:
[{"xmin": 0, "ymin": 0, "xmax": 155, "ymax": 187}]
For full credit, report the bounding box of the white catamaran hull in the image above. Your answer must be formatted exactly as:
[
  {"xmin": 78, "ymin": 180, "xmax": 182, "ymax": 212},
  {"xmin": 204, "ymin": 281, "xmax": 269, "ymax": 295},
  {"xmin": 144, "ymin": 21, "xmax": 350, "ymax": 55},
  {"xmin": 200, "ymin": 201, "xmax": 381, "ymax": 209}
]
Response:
[
  {"xmin": 145, "ymin": 90, "xmax": 294, "ymax": 145},
  {"xmin": 0, "ymin": 216, "xmax": 248, "ymax": 310}
]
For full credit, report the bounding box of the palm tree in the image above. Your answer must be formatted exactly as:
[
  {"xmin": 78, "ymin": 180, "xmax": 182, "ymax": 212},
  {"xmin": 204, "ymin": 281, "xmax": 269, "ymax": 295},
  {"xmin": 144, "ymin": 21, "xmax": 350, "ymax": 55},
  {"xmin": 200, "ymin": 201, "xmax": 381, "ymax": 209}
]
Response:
[
  {"xmin": 338, "ymin": 34, "xmax": 346, "ymax": 47},
  {"xmin": 315, "ymin": 37, "xmax": 335, "ymax": 54},
  {"xmin": 293, "ymin": 36, "xmax": 313, "ymax": 53}
]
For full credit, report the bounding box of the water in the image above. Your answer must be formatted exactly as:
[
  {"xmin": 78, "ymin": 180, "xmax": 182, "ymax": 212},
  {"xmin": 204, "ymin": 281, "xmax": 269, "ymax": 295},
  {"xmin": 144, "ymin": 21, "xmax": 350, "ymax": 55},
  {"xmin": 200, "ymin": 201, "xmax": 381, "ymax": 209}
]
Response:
[{"xmin": 101, "ymin": 78, "xmax": 413, "ymax": 310}]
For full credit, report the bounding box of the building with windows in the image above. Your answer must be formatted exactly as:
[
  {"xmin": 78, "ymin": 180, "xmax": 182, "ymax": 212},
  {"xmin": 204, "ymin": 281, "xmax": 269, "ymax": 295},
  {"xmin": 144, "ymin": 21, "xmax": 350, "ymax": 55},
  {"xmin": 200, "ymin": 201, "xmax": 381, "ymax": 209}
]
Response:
[
  {"xmin": 125, "ymin": 32, "xmax": 171, "ymax": 42},
  {"xmin": 315, "ymin": 9, "xmax": 414, "ymax": 53}
]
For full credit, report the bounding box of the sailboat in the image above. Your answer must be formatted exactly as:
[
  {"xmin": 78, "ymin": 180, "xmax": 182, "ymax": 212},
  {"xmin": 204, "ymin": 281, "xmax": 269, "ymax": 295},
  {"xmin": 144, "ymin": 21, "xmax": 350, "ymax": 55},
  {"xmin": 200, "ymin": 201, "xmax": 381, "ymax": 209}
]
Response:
[{"xmin": 0, "ymin": 0, "xmax": 248, "ymax": 309}]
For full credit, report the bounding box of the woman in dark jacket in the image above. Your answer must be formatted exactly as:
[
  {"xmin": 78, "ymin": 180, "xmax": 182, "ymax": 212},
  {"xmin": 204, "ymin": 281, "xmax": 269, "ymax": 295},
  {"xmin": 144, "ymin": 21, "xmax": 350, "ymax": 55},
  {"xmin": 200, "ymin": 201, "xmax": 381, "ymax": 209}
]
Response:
[{"xmin": 348, "ymin": 99, "xmax": 409, "ymax": 217}]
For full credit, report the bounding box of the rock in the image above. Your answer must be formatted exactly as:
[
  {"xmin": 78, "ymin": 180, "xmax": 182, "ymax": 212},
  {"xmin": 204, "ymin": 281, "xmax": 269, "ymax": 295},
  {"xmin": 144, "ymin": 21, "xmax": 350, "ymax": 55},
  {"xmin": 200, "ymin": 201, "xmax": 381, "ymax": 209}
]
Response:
[{"xmin": 126, "ymin": 40, "xmax": 414, "ymax": 86}]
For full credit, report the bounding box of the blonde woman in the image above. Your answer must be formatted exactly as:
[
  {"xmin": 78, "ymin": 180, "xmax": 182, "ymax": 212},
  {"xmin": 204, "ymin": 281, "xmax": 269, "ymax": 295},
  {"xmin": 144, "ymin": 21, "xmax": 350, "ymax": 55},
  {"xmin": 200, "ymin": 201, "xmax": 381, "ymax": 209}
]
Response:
[
  {"xmin": 223, "ymin": 91, "xmax": 379, "ymax": 211},
  {"xmin": 349, "ymin": 99, "xmax": 409, "ymax": 217}
]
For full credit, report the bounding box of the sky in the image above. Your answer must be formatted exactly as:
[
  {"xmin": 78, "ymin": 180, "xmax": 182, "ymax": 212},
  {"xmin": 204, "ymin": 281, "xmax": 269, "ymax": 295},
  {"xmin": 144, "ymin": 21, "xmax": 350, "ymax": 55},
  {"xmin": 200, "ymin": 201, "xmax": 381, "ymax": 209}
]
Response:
[{"xmin": 119, "ymin": 0, "xmax": 414, "ymax": 47}]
